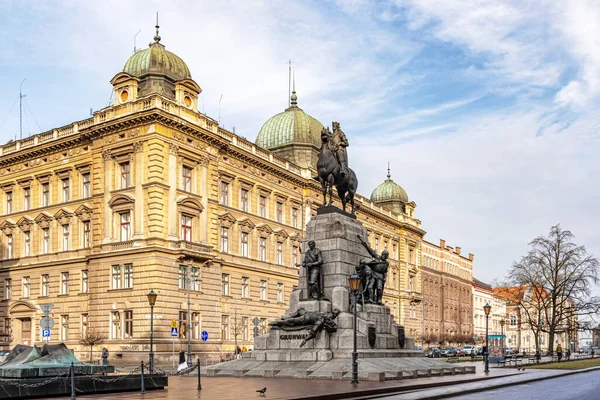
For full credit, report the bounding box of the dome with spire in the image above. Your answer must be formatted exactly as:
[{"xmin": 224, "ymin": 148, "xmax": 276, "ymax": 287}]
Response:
[
  {"xmin": 370, "ymin": 166, "xmax": 409, "ymax": 214},
  {"xmin": 255, "ymin": 81, "xmax": 325, "ymax": 169}
]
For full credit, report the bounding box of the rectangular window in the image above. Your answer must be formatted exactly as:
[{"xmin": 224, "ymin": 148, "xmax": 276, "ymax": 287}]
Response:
[
  {"xmin": 241, "ymin": 277, "xmax": 249, "ymax": 298},
  {"xmin": 6, "ymin": 191, "xmax": 12, "ymax": 214},
  {"xmin": 179, "ymin": 265, "xmax": 188, "ymax": 290},
  {"xmin": 276, "ymin": 242, "xmax": 283, "ymax": 265},
  {"xmin": 292, "ymin": 208, "xmax": 298, "ymax": 228},
  {"xmin": 124, "ymin": 310, "xmax": 133, "ymax": 338},
  {"xmin": 24, "ymin": 231, "xmax": 30, "ymax": 256},
  {"xmin": 5, "ymin": 279, "xmax": 11, "ymax": 300},
  {"xmin": 62, "ymin": 225, "xmax": 69, "ymax": 251},
  {"xmin": 192, "ymin": 312, "xmax": 200, "ymax": 339},
  {"xmin": 82, "ymin": 173, "xmax": 91, "ymax": 198},
  {"xmin": 277, "ymin": 283, "xmax": 283, "ymax": 303},
  {"xmin": 110, "ymin": 311, "xmax": 120, "ymax": 339},
  {"xmin": 179, "ymin": 311, "xmax": 188, "ymax": 339},
  {"xmin": 182, "ymin": 166, "xmax": 192, "ymax": 191},
  {"xmin": 292, "ymin": 246, "xmax": 298, "ymax": 267},
  {"xmin": 259, "ymin": 237, "xmax": 267, "ymax": 261},
  {"xmin": 260, "ymin": 280, "xmax": 267, "ymax": 301},
  {"xmin": 276, "ymin": 202, "xmax": 283, "ymax": 223},
  {"xmin": 62, "ymin": 178, "xmax": 70, "ymax": 202},
  {"xmin": 220, "ymin": 181, "xmax": 229, "ymax": 205},
  {"xmin": 120, "ymin": 212, "xmax": 130, "ymax": 241},
  {"xmin": 123, "ymin": 264, "xmax": 133, "ymax": 288},
  {"xmin": 22, "ymin": 277, "xmax": 30, "ymax": 298},
  {"xmin": 240, "ymin": 189, "xmax": 249, "ymax": 212},
  {"xmin": 259, "ymin": 195, "xmax": 266, "ymax": 218},
  {"xmin": 81, "ymin": 313, "xmax": 88, "ymax": 337},
  {"xmin": 41, "ymin": 274, "xmax": 49, "ymax": 296},
  {"xmin": 81, "ymin": 270, "xmax": 88, "ymax": 293},
  {"xmin": 120, "ymin": 162, "xmax": 130, "ymax": 188},
  {"xmin": 23, "ymin": 187, "xmax": 30, "ymax": 210},
  {"xmin": 82, "ymin": 221, "xmax": 91, "ymax": 248},
  {"xmin": 190, "ymin": 267, "xmax": 199, "ymax": 291},
  {"xmin": 220, "ymin": 227, "xmax": 229, "ymax": 253},
  {"xmin": 61, "ymin": 272, "xmax": 69, "ymax": 294},
  {"xmin": 181, "ymin": 215, "xmax": 192, "ymax": 241},
  {"xmin": 60, "ymin": 315, "xmax": 69, "ymax": 341},
  {"xmin": 221, "ymin": 315, "xmax": 229, "ymax": 340},
  {"xmin": 222, "ymin": 273, "xmax": 229, "ymax": 296},
  {"xmin": 241, "ymin": 316, "xmax": 249, "ymax": 341},
  {"xmin": 4, "ymin": 318, "xmax": 11, "ymax": 338},
  {"xmin": 42, "ymin": 183, "xmax": 50, "ymax": 207},
  {"xmin": 111, "ymin": 266, "xmax": 121, "ymax": 289},
  {"xmin": 6, "ymin": 235, "xmax": 12, "ymax": 259},
  {"xmin": 240, "ymin": 232, "xmax": 249, "ymax": 257},
  {"xmin": 259, "ymin": 318, "xmax": 267, "ymax": 336}
]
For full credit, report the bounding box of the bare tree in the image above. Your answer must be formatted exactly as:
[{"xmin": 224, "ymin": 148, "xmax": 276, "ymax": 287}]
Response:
[
  {"xmin": 503, "ymin": 225, "xmax": 600, "ymax": 355},
  {"xmin": 420, "ymin": 331, "xmax": 438, "ymax": 348},
  {"xmin": 79, "ymin": 329, "xmax": 107, "ymax": 362}
]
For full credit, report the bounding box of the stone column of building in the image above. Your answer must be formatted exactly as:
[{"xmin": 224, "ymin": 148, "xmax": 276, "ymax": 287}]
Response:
[
  {"xmin": 102, "ymin": 149, "xmax": 112, "ymax": 242},
  {"xmin": 168, "ymin": 143, "xmax": 178, "ymax": 240},
  {"xmin": 199, "ymin": 156, "xmax": 209, "ymax": 242},
  {"xmin": 133, "ymin": 141, "xmax": 144, "ymax": 238}
]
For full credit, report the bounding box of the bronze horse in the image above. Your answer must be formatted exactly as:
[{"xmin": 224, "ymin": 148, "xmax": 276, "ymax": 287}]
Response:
[{"xmin": 317, "ymin": 127, "xmax": 358, "ymax": 214}]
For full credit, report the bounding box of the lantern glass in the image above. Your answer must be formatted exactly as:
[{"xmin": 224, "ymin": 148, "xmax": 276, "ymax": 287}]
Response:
[
  {"xmin": 348, "ymin": 274, "xmax": 361, "ymax": 291},
  {"xmin": 147, "ymin": 290, "xmax": 158, "ymax": 306},
  {"xmin": 483, "ymin": 303, "xmax": 491, "ymax": 316}
]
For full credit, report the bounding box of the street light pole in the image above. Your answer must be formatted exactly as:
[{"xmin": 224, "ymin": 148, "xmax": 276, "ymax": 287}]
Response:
[
  {"xmin": 147, "ymin": 290, "xmax": 158, "ymax": 373},
  {"xmin": 500, "ymin": 318, "xmax": 505, "ymax": 357},
  {"xmin": 349, "ymin": 274, "xmax": 361, "ymax": 385},
  {"xmin": 187, "ymin": 267, "xmax": 192, "ymax": 367},
  {"xmin": 483, "ymin": 303, "xmax": 491, "ymax": 374}
]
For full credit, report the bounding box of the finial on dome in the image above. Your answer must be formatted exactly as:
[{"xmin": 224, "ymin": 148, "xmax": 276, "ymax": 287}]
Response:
[
  {"xmin": 290, "ymin": 70, "xmax": 298, "ymax": 107},
  {"xmin": 387, "ymin": 162, "xmax": 391, "ymax": 179},
  {"xmin": 154, "ymin": 12, "xmax": 161, "ymax": 43}
]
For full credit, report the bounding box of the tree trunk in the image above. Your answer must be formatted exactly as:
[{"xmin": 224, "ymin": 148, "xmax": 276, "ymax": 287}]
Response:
[
  {"xmin": 548, "ymin": 330, "xmax": 555, "ymax": 355},
  {"xmin": 90, "ymin": 345, "xmax": 93, "ymax": 362}
]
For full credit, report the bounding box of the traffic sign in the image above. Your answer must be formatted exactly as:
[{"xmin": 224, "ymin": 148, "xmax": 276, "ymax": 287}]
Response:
[
  {"xmin": 170, "ymin": 319, "xmax": 178, "ymax": 329},
  {"xmin": 171, "ymin": 327, "xmax": 178, "ymax": 337},
  {"xmin": 201, "ymin": 330, "xmax": 208, "ymax": 341},
  {"xmin": 39, "ymin": 304, "xmax": 53, "ymax": 315},
  {"xmin": 40, "ymin": 316, "xmax": 54, "ymax": 330},
  {"xmin": 42, "ymin": 329, "xmax": 50, "ymax": 338},
  {"xmin": 252, "ymin": 317, "xmax": 260, "ymax": 326},
  {"xmin": 253, "ymin": 326, "xmax": 259, "ymax": 336}
]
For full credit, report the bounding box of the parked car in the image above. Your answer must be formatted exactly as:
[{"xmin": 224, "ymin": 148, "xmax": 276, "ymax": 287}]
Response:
[
  {"xmin": 415, "ymin": 345, "xmax": 424, "ymax": 352},
  {"xmin": 476, "ymin": 347, "xmax": 484, "ymax": 356},
  {"xmin": 426, "ymin": 348, "xmax": 441, "ymax": 358},
  {"xmin": 442, "ymin": 347, "xmax": 457, "ymax": 357},
  {"xmin": 455, "ymin": 348, "xmax": 466, "ymax": 356},
  {"xmin": 462, "ymin": 345, "xmax": 476, "ymax": 356},
  {"xmin": 503, "ymin": 347, "xmax": 515, "ymax": 355}
]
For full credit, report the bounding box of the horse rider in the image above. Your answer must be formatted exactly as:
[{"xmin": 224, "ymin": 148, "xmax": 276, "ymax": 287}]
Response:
[{"xmin": 331, "ymin": 122, "xmax": 349, "ymax": 177}]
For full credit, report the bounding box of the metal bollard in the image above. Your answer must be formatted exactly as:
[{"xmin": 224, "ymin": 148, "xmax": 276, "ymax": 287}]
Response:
[
  {"xmin": 140, "ymin": 360, "xmax": 145, "ymax": 395},
  {"xmin": 70, "ymin": 362, "xmax": 76, "ymax": 400},
  {"xmin": 197, "ymin": 359, "xmax": 202, "ymax": 390}
]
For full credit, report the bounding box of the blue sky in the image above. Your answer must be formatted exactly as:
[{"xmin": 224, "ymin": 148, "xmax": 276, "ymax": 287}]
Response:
[{"xmin": 1, "ymin": 0, "xmax": 599, "ymax": 285}]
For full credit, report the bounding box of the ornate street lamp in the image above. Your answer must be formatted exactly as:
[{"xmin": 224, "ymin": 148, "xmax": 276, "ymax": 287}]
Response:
[
  {"xmin": 349, "ymin": 274, "xmax": 361, "ymax": 385},
  {"xmin": 483, "ymin": 303, "xmax": 491, "ymax": 373},
  {"xmin": 500, "ymin": 318, "xmax": 505, "ymax": 357},
  {"xmin": 147, "ymin": 289, "xmax": 158, "ymax": 373}
]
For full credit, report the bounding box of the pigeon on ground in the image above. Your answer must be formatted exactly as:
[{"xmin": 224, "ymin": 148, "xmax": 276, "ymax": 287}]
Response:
[{"xmin": 257, "ymin": 387, "xmax": 267, "ymax": 396}]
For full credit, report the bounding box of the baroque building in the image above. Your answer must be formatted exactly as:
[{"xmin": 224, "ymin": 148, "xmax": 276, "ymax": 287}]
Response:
[{"xmin": 0, "ymin": 31, "xmax": 428, "ymax": 362}]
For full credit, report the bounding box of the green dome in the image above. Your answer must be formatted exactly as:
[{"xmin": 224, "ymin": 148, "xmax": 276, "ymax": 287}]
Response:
[
  {"xmin": 256, "ymin": 91, "xmax": 324, "ymax": 151},
  {"xmin": 371, "ymin": 170, "xmax": 409, "ymax": 204},
  {"xmin": 123, "ymin": 41, "xmax": 191, "ymax": 82}
]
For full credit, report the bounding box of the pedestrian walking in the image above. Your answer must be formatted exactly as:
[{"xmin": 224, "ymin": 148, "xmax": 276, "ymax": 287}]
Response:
[
  {"xmin": 556, "ymin": 344, "xmax": 563, "ymax": 362},
  {"xmin": 101, "ymin": 347, "xmax": 109, "ymax": 365},
  {"xmin": 177, "ymin": 350, "xmax": 187, "ymax": 372}
]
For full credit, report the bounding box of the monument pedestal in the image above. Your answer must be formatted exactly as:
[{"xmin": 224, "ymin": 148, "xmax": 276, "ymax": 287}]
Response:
[{"xmin": 206, "ymin": 210, "xmax": 474, "ymax": 380}]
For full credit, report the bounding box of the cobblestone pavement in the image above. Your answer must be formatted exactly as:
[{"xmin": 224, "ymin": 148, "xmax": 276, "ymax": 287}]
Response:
[{"xmin": 37, "ymin": 367, "xmax": 521, "ymax": 400}]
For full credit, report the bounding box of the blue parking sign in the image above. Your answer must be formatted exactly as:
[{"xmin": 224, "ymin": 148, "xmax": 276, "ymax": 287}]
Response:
[
  {"xmin": 201, "ymin": 330, "xmax": 208, "ymax": 341},
  {"xmin": 171, "ymin": 327, "xmax": 178, "ymax": 337},
  {"xmin": 42, "ymin": 329, "xmax": 50, "ymax": 338}
]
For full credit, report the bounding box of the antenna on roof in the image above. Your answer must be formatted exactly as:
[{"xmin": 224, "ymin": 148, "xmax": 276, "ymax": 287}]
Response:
[
  {"xmin": 133, "ymin": 29, "xmax": 142, "ymax": 53},
  {"xmin": 218, "ymin": 94, "xmax": 224, "ymax": 126},
  {"xmin": 19, "ymin": 78, "xmax": 27, "ymax": 139},
  {"xmin": 90, "ymin": 108, "xmax": 93, "ymax": 116}
]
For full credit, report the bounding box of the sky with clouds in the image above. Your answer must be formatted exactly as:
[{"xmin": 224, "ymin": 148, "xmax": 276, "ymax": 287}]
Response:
[{"xmin": 0, "ymin": 0, "xmax": 599, "ymax": 285}]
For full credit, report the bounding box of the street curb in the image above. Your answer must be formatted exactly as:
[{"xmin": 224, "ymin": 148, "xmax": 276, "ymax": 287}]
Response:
[
  {"xmin": 411, "ymin": 365, "xmax": 600, "ymax": 400},
  {"xmin": 285, "ymin": 372, "xmax": 522, "ymax": 400}
]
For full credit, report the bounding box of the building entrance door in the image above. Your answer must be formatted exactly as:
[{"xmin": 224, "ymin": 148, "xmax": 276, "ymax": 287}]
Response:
[{"xmin": 21, "ymin": 318, "xmax": 31, "ymax": 345}]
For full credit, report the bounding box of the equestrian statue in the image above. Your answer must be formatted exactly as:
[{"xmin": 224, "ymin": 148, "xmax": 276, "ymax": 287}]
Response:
[{"xmin": 316, "ymin": 122, "xmax": 358, "ymax": 214}]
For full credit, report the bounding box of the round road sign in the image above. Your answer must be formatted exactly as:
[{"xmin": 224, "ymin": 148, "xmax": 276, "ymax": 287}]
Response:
[{"xmin": 40, "ymin": 316, "xmax": 54, "ymax": 330}]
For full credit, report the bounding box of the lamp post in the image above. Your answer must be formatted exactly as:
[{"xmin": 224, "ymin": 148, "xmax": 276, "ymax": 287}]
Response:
[
  {"xmin": 500, "ymin": 318, "xmax": 505, "ymax": 357},
  {"xmin": 349, "ymin": 274, "xmax": 361, "ymax": 385},
  {"xmin": 147, "ymin": 290, "xmax": 158, "ymax": 373},
  {"xmin": 483, "ymin": 303, "xmax": 491, "ymax": 373}
]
